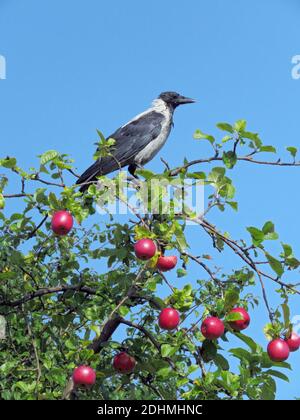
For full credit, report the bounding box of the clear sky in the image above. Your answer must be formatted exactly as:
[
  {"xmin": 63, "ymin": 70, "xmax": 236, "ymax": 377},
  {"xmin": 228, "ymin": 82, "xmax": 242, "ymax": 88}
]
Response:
[{"xmin": 1, "ymin": 0, "xmax": 300, "ymax": 399}]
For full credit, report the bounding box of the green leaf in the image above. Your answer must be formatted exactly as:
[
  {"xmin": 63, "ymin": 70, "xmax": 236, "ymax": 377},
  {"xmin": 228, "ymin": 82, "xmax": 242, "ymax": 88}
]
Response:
[
  {"xmin": 161, "ymin": 344, "xmax": 176, "ymax": 358},
  {"xmin": 281, "ymin": 302, "xmax": 290, "ymax": 330},
  {"xmin": 219, "ymin": 371, "xmax": 239, "ymax": 393},
  {"xmin": 148, "ymin": 296, "xmax": 165, "ymax": 310},
  {"xmin": 118, "ymin": 306, "xmax": 129, "ymax": 317},
  {"xmin": 234, "ymin": 120, "xmax": 247, "ymax": 132},
  {"xmin": 146, "ymin": 278, "xmax": 157, "ymax": 291},
  {"xmin": 0, "ymin": 157, "xmax": 17, "ymax": 168},
  {"xmin": 96, "ymin": 129, "xmax": 106, "ymax": 142},
  {"xmin": 261, "ymin": 377, "xmax": 276, "ymax": 400},
  {"xmin": 156, "ymin": 366, "xmax": 172, "ymax": 379},
  {"xmin": 222, "ymin": 151, "xmax": 237, "ymax": 169},
  {"xmin": 241, "ymin": 131, "xmax": 262, "ymax": 148},
  {"xmin": 135, "ymin": 169, "xmax": 155, "ymax": 180},
  {"xmin": 259, "ymin": 145, "xmax": 276, "ymax": 153},
  {"xmin": 263, "ymin": 323, "xmax": 275, "ymax": 341},
  {"xmin": 175, "ymin": 225, "xmax": 188, "ymax": 252},
  {"xmin": 281, "ymin": 243, "xmax": 293, "ymax": 258},
  {"xmin": 0, "ymin": 271, "xmax": 17, "ymax": 281},
  {"xmin": 35, "ymin": 188, "xmax": 47, "ymax": 204},
  {"xmin": 225, "ymin": 312, "xmax": 244, "ymax": 322},
  {"xmin": 262, "ymin": 221, "xmax": 275, "ymax": 235},
  {"xmin": 186, "ymin": 172, "xmax": 206, "ymax": 180},
  {"xmin": 14, "ymin": 381, "xmax": 36, "ymax": 393},
  {"xmin": 285, "ymin": 257, "xmax": 300, "ymax": 269},
  {"xmin": 193, "ymin": 129, "xmax": 215, "ymax": 144},
  {"xmin": 48, "ymin": 192, "xmax": 60, "ymax": 210},
  {"xmin": 201, "ymin": 339, "xmax": 217, "ymax": 361},
  {"xmin": 209, "ymin": 167, "xmax": 226, "ymax": 179},
  {"xmin": 177, "ymin": 268, "xmax": 187, "ymax": 278},
  {"xmin": 266, "ymin": 253, "xmax": 284, "ymax": 277},
  {"xmin": 264, "ymin": 232, "xmax": 278, "ymax": 241},
  {"xmin": 226, "ymin": 201, "xmax": 238, "ymax": 211},
  {"xmin": 106, "ymin": 138, "xmax": 116, "ymax": 147},
  {"xmin": 222, "ymin": 135, "xmax": 232, "ymax": 143},
  {"xmin": 224, "ymin": 289, "xmax": 239, "ymax": 311},
  {"xmin": 40, "ymin": 150, "xmax": 59, "ymax": 165},
  {"xmin": 265, "ymin": 370, "xmax": 289, "ymax": 382},
  {"xmin": 229, "ymin": 347, "xmax": 252, "ymax": 362},
  {"xmin": 134, "ymin": 225, "xmax": 155, "ymax": 240},
  {"xmin": 286, "ymin": 146, "xmax": 297, "ymax": 158},
  {"xmin": 223, "ymin": 182, "xmax": 235, "ymax": 199},
  {"xmin": 214, "ymin": 354, "xmax": 229, "ymax": 370},
  {"xmin": 216, "ymin": 122, "xmax": 234, "ymax": 133},
  {"xmin": 235, "ymin": 333, "xmax": 259, "ymax": 352},
  {"xmin": 261, "ymin": 354, "xmax": 292, "ymax": 370},
  {"xmin": 0, "ymin": 193, "xmax": 5, "ymax": 209},
  {"xmin": 247, "ymin": 227, "xmax": 265, "ymax": 246},
  {"xmin": 262, "ymin": 221, "xmax": 278, "ymax": 240}
]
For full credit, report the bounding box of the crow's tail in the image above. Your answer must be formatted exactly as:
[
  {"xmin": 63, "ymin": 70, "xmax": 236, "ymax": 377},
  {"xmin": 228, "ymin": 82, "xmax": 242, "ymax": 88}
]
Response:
[
  {"xmin": 76, "ymin": 160, "xmax": 103, "ymax": 193},
  {"xmin": 76, "ymin": 158, "xmax": 120, "ymax": 193}
]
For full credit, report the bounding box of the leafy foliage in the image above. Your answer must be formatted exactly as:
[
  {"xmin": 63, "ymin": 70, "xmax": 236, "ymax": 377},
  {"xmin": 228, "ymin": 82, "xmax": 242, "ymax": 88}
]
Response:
[{"xmin": 0, "ymin": 120, "xmax": 300, "ymax": 400}]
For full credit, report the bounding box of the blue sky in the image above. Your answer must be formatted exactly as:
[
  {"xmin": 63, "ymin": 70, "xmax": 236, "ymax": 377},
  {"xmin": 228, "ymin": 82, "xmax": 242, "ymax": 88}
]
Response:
[{"xmin": 1, "ymin": 0, "xmax": 300, "ymax": 399}]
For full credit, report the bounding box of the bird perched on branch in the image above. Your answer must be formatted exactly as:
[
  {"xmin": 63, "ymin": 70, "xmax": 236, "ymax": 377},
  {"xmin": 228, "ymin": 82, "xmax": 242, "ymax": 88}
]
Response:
[{"xmin": 76, "ymin": 91, "xmax": 195, "ymax": 192}]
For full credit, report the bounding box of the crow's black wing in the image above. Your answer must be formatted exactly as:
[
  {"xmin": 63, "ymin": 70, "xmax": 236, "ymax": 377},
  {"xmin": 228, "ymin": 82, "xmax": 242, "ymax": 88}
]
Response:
[{"xmin": 76, "ymin": 111, "xmax": 164, "ymax": 191}]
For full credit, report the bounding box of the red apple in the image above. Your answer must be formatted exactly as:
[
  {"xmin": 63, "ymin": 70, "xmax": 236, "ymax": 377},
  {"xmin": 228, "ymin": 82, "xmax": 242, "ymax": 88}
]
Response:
[
  {"xmin": 134, "ymin": 239, "xmax": 157, "ymax": 260},
  {"xmin": 51, "ymin": 210, "xmax": 73, "ymax": 235},
  {"xmin": 285, "ymin": 332, "xmax": 300, "ymax": 352},
  {"xmin": 113, "ymin": 352, "xmax": 136, "ymax": 374},
  {"xmin": 72, "ymin": 365, "xmax": 96, "ymax": 387},
  {"xmin": 201, "ymin": 317, "xmax": 224, "ymax": 340},
  {"xmin": 228, "ymin": 307, "xmax": 250, "ymax": 331},
  {"xmin": 159, "ymin": 308, "xmax": 180, "ymax": 330},
  {"xmin": 156, "ymin": 255, "xmax": 177, "ymax": 272},
  {"xmin": 267, "ymin": 338, "xmax": 290, "ymax": 362}
]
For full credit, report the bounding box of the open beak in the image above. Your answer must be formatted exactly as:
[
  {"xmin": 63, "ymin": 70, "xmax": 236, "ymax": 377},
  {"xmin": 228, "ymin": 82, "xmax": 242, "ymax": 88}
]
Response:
[{"xmin": 177, "ymin": 95, "xmax": 196, "ymax": 105}]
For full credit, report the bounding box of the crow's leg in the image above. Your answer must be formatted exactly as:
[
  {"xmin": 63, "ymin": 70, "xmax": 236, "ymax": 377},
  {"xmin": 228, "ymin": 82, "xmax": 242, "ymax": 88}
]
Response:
[
  {"xmin": 128, "ymin": 164, "xmax": 144, "ymax": 190},
  {"xmin": 128, "ymin": 164, "xmax": 139, "ymax": 179}
]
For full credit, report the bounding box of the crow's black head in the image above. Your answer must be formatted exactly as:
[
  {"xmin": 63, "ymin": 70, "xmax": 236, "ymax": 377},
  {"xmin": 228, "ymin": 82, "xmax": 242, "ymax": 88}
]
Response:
[{"xmin": 158, "ymin": 91, "xmax": 195, "ymax": 108}]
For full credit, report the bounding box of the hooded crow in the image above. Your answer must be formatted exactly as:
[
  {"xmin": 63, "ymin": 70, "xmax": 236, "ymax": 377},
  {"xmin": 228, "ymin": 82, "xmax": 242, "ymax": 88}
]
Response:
[{"xmin": 76, "ymin": 91, "xmax": 195, "ymax": 192}]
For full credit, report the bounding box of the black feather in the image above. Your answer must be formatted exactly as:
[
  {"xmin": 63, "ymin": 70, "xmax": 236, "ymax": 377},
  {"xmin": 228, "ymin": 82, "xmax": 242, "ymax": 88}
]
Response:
[{"xmin": 76, "ymin": 111, "xmax": 164, "ymax": 192}]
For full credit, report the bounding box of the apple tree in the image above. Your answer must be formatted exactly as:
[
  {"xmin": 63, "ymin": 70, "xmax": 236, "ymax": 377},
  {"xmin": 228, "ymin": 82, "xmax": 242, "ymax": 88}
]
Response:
[{"xmin": 0, "ymin": 120, "xmax": 300, "ymax": 400}]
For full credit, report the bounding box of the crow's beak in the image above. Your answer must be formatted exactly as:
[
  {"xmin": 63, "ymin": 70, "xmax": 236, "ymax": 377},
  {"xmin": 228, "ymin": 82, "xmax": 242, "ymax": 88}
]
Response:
[{"xmin": 177, "ymin": 95, "xmax": 196, "ymax": 105}]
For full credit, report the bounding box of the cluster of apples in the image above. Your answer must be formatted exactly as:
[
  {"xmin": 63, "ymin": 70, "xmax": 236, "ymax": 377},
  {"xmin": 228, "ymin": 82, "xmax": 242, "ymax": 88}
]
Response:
[
  {"xmin": 134, "ymin": 238, "xmax": 177, "ymax": 272},
  {"xmin": 201, "ymin": 307, "xmax": 250, "ymax": 340},
  {"xmin": 51, "ymin": 218, "xmax": 300, "ymax": 385},
  {"xmin": 72, "ymin": 352, "xmax": 137, "ymax": 388},
  {"xmin": 199, "ymin": 312, "xmax": 300, "ymax": 362},
  {"xmin": 267, "ymin": 333, "xmax": 300, "ymax": 362},
  {"xmin": 134, "ymin": 238, "xmax": 300, "ymax": 363},
  {"xmin": 71, "ymin": 308, "xmax": 181, "ymax": 388}
]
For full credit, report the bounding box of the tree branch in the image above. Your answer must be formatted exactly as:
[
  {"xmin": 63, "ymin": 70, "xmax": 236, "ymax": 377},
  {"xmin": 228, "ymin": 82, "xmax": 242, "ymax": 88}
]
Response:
[
  {"xmin": 0, "ymin": 284, "xmax": 102, "ymax": 308},
  {"xmin": 170, "ymin": 155, "xmax": 300, "ymax": 176}
]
